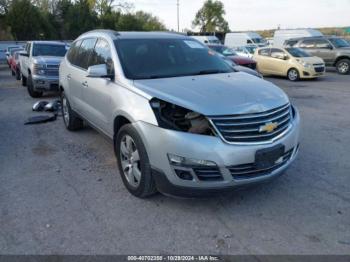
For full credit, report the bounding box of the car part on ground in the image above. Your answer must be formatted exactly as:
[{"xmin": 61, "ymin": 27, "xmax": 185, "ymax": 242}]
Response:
[
  {"xmin": 59, "ymin": 30, "xmax": 300, "ymax": 198},
  {"xmin": 24, "ymin": 114, "xmax": 57, "ymax": 125}
]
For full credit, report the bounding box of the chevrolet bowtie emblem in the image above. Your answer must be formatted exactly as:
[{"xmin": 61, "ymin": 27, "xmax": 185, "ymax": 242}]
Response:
[{"xmin": 259, "ymin": 122, "xmax": 278, "ymax": 133}]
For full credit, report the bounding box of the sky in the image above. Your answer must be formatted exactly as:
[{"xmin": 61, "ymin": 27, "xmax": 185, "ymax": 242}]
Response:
[{"xmin": 131, "ymin": 0, "xmax": 350, "ymax": 31}]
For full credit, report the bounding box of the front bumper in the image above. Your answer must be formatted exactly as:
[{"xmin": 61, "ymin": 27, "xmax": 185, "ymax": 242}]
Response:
[
  {"xmin": 134, "ymin": 109, "xmax": 300, "ymax": 196},
  {"xmin": 301, "ymin": 66, "xmax": 325, "ymax": 78},
  {"xmin": 32, "ymin": 74, "xmax": 59, "ymax": 92}
]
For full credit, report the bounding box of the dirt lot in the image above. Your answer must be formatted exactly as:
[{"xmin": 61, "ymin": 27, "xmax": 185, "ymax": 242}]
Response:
[{"xmin": 0, "ymin": 64, "xmax": 349, "ymax": 255}]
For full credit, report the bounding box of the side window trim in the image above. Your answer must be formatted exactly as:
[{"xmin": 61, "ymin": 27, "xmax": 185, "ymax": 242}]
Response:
[
  {"xmin": 89, "ymin": 37, "xmax": 114, "ymax": 75},
  {"xmin": 68, "ymin": 38, "xmax": 97, "ymax": 71}
]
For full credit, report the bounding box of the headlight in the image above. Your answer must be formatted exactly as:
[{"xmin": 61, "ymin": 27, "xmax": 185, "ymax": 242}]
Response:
[
  {"xmin": 149, "ymin": 98, "xmax": 216, "ymax": 136},
  {"xmin": 33, "ymin": 64, "xmax": 46, "ymax": 75},
  {"xmin": 297, "ymin": 60, "xmax": 312, "ymax": 69},
  {"xmin": 33, "ymin": 63, "xmax": 45, "ymax": 69}
]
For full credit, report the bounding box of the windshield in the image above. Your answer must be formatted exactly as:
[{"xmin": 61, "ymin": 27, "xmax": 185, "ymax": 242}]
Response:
[
  {"xmin": 328, "ymin": 38, "xmax": 350, "ymax": 48},
  {"xmin": 252, "ymin": 38, "xmax": 265, "ymax": 44},
  {"xmin": 209, "ymin": 45, "xmax": 237, "ymax": 56},
  {"xmin": 32, "ymin": 44, "xmax": 67, "ymax": 57},
  {"xmin": 286, "ymin": 48, "xmax": 312, "ymax": 58},
  {"xmin": 115, "ymin": 39, "xmax": 234, "ymax": 80}
]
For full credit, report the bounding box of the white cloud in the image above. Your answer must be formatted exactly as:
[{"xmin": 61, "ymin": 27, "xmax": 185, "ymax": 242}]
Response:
[{"xmin": 131, "ymin": 0, "xmax": 350, "ymax": 31}]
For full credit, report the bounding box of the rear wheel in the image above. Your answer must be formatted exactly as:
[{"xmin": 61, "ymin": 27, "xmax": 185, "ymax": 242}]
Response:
[
  {"xmin": 27, "ymin": 74, "xmax": 43, "ymax": 98},
  {"xmin": 336, "ymin": 59, "xmax": 350, "ymax": 75},
  {"xmin": 61, "ymin": 91, "xmax": 84, "ymax": 131},
  {"xmin": 287, "ymin": 68, "xmax": 300, "ymax": 81},
  {"xmin": 115, "ymin": 124, "xmax": 157, "ymax": 198}
]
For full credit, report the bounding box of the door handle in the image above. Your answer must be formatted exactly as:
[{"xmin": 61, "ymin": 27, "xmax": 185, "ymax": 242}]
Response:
[
  {"xmin": 67, "ymin": 74, "xmax": 71, "ymax": 80},
  {"xmin": 82, "ymin": 81, "xmax": 88, "ymax": 87}
]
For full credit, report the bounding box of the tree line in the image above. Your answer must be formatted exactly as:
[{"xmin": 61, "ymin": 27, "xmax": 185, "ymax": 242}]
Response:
[{"xmin": 0, "ymin": 0, "xmax": 167, "ymax": 40}]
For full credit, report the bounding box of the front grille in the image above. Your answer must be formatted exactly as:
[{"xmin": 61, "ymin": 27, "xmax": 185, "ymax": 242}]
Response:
[
  {"xmin": 314, "ymin": 67, "xmax": 325, "ymax": 73},
  {"xmin": 228, "ymin": 148, "xmax": 294, "ymax": 180},
  {"xmin": 210, "ymin": 103, "xmax": 292, "ymax": 143},
  {"xmin": 46, "ymin": 64, "xmax": 59, "ymax": 69},
  {"xmin": 193, "ymin": 167, "xmax": 223, "ymax": 181},
  {"xmin": 45, "ymin": 70, "xmax": 59, "ymax": 76}
]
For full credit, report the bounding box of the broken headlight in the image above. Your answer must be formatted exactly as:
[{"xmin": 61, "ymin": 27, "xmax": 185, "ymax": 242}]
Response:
[{"xmin": 149, "ymin": 98, "xmax": 216, "ymax": 136}]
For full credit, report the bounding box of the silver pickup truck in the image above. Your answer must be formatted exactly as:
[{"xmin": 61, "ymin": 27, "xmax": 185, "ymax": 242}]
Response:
[{"xmin": 20, "ymin": 41, "xmax": 68, "ymax": 97}]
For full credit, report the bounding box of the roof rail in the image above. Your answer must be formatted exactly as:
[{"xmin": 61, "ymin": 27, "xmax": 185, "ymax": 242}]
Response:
[{"xmin": 82, "ymin": 29, "xmax": 120, "ymax": 36}]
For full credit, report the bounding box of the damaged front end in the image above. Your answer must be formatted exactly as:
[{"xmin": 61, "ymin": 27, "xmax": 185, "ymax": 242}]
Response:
[{"xmin": 149, "ymin": 98, "xmax": 216, "ymax": 136}]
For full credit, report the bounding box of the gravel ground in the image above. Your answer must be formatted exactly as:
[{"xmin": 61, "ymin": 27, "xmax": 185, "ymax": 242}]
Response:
[{"xmin": 0, "ymin": 64, "xmax": 349, "ymax": 255}]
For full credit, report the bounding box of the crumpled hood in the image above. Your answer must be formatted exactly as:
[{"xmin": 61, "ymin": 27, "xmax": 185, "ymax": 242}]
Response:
[
  {"xmin": 33, "ymin": 56, "xmax": 63, "ymax": 65},
  {"xmin": 133, "ymin": 72, "xmax": 289, "ymax": 116}
]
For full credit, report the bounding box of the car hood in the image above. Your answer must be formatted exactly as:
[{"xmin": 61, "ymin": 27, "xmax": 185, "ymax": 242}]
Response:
[
  {"xmin": 133, "ymin": 72, "xmax": 289, "ymax": 116},
  {"xmin": 297, "ymin": 56, "xmax": 324, "ymax": 64},
  {"xmin": 33, "ymin": 56, "xmax": 63, "ymax": 65}
]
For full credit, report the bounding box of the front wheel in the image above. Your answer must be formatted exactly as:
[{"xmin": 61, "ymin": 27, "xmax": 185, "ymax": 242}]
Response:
[
  {"xmin": 115, "ymin": 124, "xmax": 157, "ymax": 198},
  {"xmin": 27, "ymin": 74, "xmax": 42, "ymax": 98},
  {"xmin": 336, "ymin": 59, "xmax": 350, "ymax": 75},
  {"xmin": 287, "ymin": 68, "xmax": 300, "ymax": 81}
]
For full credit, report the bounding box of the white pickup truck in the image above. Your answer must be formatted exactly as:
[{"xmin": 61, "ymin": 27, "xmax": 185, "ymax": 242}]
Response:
[{"xmin": 20, "ymin": 41, "xmax": 68, "ymax": 97}]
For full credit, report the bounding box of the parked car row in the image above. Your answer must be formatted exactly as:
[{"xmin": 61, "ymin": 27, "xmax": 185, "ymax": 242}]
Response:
[{"xmin": 190, "ymin": 29, "xmax": 350, "ymax": 79}]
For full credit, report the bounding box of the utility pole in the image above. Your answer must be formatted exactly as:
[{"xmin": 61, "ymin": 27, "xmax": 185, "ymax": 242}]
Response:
[{"xmin": 177, "ymin": 0, "xmax": 180, "ymax": 32}]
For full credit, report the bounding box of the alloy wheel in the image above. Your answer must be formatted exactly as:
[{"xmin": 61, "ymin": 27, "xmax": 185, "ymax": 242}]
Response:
[
  {"xmin": 120, "ymin": 135, "xmax": 141, "ymax": 188},
  {"xmin": 288, "ymin": 69, "xmax": 298, "ymax": 81},
  {"xmin": 338, "ymin": 62, "xmax": 349, "ymax": 74},
  {"xmin": 62, "ymin": 96, "xmax": 70, "ymax": 126}
]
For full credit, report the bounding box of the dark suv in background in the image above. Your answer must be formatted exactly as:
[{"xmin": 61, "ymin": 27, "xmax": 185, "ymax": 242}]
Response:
[{"xmin": 284, "ymin": 36, "xmax": 350, "ymax": 75}]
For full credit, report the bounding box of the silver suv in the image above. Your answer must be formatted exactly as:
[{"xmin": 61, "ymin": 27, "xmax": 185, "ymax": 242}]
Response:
[{"xmin": 59, "ymin": 30, "xmax": 300, "ymax": 198}]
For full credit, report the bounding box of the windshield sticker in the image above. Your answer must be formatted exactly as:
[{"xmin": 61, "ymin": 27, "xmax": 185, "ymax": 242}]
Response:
[{"xmin": 184, "ymin": 40, "xmax": 204, "ymax": 49}]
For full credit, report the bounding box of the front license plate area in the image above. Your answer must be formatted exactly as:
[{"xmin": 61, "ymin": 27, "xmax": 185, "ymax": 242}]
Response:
[{"xmin": 255, "ymin": 144, "xmax": 285, "ymax": 169}]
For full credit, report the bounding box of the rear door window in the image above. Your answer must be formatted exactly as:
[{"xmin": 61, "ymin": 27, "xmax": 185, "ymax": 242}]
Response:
[
  {"xmin": 258, "ymin": 48, "xmax": 270, "ymax": 56},
  {"xmin": 314, "ymin": 39, "xmax": 332, "ymax": 49},
  {"xmin": 300, "ymin": 39, "xmax": 316, "ymax": 48},
  {"xmin": 66, "ymin": 40, "xmax": 82, "ymax": 66}
]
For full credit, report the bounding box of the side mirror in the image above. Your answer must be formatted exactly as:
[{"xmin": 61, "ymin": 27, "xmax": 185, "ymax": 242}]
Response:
[
  {"xmin": 87, "ymin": 64, "xmax": 112, "ymax": 78},
  {"xmin": 328, "ymin": 45, "xmax": 333, "ymax": 50},
  {"xmin": 20, "ymin": 52, "xmax": 29, "ymax": 57}
]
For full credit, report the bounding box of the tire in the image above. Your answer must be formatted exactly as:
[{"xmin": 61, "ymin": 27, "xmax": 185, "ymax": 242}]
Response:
[
  {"xmin": 15, "ymin": 69, "xmax": 21, "ymax": 80},
  {"xmin": 27, "ymin": 74, "xmax": 43, "ymax": 98},
  {"xmin": 21, "ymin": 74, "xmax": 27, "ymax": 86},
  {"xmin": 61, "ymin": 91, "xmax": 84, "ymax": 131},
  {"xmin": 287, "ymin": 68, "xmax": 300, "ymax": 81},
  {"xmin": 115, "ymin": 124, "xmax": 157, "ymax": 198},
  {"xmin": 336, "ymin": 59, "xmax": 350, "ymax": 75}
]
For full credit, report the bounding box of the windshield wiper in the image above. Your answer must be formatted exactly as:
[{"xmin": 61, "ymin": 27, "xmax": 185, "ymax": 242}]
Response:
[{"xmin": 192, "ymin": 69, "xmax": 229, "ymax": 76}]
